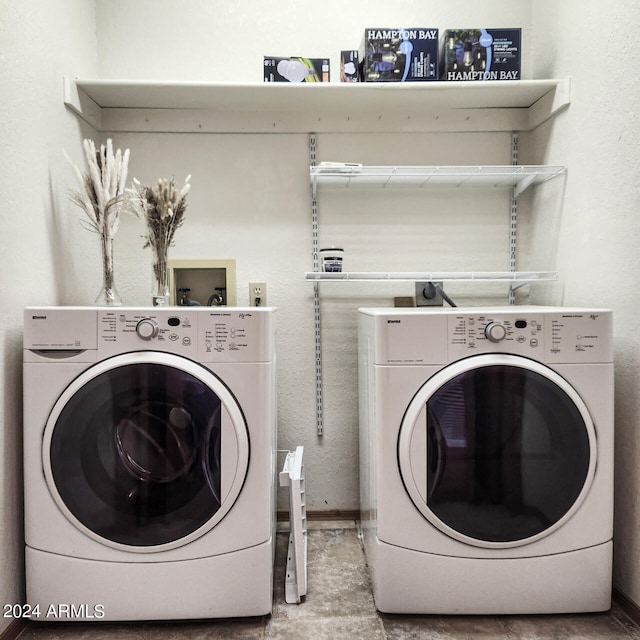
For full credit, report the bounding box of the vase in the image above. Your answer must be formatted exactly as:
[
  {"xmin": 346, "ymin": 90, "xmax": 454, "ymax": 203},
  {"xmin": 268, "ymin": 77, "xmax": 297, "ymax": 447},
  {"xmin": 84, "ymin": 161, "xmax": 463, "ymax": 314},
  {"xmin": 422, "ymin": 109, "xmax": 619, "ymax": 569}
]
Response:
[
  {"xmin": 95, "ymin": 235, "xmax": 122, "ymax": 306},
  {"xmin": 152, "ymin": 257, "xmax": 170, "ymax": 306}
]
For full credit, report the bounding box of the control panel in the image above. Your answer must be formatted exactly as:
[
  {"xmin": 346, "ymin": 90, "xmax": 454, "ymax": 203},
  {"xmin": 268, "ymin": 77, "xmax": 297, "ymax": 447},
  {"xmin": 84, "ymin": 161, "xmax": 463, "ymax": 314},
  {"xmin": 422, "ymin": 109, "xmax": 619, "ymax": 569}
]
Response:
[
  {"xmin": 98, "ymin": 310, "xmax": 199, "ymax": 357},
  {"xmin": 24, "ymin": 307, "xmax": 274, "ymax": 364},
  {"xmin": 447, "ymin": 310, "xmax": 612, "ymax": 363},
  {"xmin": 97, "ymin": 308, "xmax": 273, "ymax": 362},
  {"xmin": 448, "ymin": 312, "xmax": 545, "ymax": 359}
]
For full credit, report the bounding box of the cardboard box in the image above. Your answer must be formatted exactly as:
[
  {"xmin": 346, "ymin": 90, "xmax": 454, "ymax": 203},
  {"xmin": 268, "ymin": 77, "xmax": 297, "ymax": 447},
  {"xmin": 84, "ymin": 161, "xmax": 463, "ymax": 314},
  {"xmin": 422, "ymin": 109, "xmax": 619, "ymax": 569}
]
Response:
[
  {"xmin": 360, "ymin": 28, "xmax": 439, "ymax": 82},
  {"xmin": 441, "ymin": 29, "xmax": 521, "ymax": 81},
  {"xmin": 340, "ymin": 50, "xmax": 359, "ymax": 82},
  {"xmin": 263, "ymin": 57, "xmax": 330, "ymax": 82}
]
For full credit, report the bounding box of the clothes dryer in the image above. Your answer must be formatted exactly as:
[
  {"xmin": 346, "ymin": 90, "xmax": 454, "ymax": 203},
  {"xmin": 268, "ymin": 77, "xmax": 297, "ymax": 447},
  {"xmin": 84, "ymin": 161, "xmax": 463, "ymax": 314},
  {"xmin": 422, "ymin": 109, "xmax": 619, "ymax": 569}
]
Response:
[
  {"xmin": 358, "ymin": 307, "xmax": 613, "ymax": 614},
  {"xmin": 23, "ymin": 306, "xmax": 276, "ymax": 621}
]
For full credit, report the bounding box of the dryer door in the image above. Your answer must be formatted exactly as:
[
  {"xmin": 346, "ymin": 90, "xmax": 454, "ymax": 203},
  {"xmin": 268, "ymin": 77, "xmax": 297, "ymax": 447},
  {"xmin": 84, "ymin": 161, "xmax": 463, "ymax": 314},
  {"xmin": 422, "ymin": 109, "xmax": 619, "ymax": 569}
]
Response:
[
  {"xmin": 42, "ymin": 352, "xmax": 249, "ymax": 552},
  {"xmin": 398, "ymin": 354, "xmax": 596, "ymax": 549}
]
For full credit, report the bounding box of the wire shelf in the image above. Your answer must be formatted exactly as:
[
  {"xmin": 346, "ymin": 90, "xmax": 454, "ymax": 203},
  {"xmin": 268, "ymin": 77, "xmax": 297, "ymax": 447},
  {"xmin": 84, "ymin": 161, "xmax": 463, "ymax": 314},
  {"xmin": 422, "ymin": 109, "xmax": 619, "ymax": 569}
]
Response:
[
  {"xmin": 310, "ymin": 165, "xmax": 566, "ymax": 197},
  {"xmin": 304, "ymin": 271, "xmax": 558, "ymax": 283}
]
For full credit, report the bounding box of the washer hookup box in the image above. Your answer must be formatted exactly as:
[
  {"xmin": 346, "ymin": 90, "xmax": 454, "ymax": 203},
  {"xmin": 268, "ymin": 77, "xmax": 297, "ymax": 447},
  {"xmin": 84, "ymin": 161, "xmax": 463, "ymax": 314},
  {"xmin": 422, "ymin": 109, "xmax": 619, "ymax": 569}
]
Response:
[
  {"xmin": 360, "ymin": 28, "xmax": 439, "ymax": 82},
  {"xmin": 441, "ymin": 28, "xmax": 521, "ymax": 81}
]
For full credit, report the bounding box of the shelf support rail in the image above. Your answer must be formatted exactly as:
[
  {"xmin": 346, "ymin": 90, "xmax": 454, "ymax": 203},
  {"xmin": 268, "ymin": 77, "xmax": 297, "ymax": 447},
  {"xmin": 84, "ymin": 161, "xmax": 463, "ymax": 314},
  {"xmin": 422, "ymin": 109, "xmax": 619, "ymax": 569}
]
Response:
[
  {"xmin": 310, "ymin": 134, "xmax": 323, "ymax": 437},
  {"xmin": 509, "ymin": 132, "xmax": 519, "ymax": 305}
]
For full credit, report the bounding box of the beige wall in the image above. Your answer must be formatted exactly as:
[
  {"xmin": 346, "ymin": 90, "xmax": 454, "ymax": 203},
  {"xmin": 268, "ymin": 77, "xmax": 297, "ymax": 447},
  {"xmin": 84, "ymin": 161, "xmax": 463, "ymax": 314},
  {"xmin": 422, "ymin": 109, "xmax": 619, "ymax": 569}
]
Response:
[
  {"xmin": 0, "ymin": 0, "xmax": 97, "ymax": 633},
  {"xmin": 529, "ymin": 0, "xmax": 640, "ymax": 608}
]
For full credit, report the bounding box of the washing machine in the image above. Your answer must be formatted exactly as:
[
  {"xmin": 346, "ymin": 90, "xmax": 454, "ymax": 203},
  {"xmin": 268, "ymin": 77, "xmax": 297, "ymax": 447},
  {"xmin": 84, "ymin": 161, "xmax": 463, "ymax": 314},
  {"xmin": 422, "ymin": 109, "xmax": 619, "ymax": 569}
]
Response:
[
  {"xmin": 358, "ymin": 306, "xmax": 613, "ymax": 614},
  {"xmin": 23, "ymin": 306, "xmax": 276, "ymax": 621}
]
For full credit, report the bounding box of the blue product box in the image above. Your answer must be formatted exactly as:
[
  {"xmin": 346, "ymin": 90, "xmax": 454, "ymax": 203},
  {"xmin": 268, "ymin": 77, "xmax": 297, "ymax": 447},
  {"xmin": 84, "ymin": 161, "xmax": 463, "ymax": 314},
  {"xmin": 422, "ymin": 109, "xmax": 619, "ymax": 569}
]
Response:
[
  {"xmin": 360, "ymin": 28, "xmax": 439, "ymax": 82},
  {"xmin": 441, "ymin": 29, "xmax": 521, "ymax": 81}
]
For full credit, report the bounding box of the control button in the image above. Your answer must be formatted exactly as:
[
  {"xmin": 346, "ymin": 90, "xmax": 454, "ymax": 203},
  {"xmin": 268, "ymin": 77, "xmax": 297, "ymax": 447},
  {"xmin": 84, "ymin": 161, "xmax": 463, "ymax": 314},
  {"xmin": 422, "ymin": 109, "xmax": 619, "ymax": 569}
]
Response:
[
  {"xmin": 169, "ymin": 333, "xmax": 179, "ymax": 342},
  {"xmin": 136, "ymin": 318, "xmax": 159, "ymax": 340},
  {"xmin": 530, "ymin": 338, "xmax": 539, "ymax": 347},
  {"xmin": 515, "ymin": 320, "xmax": 527, "ymax": 329},
  {"xmin": 517, "ymin": 335, "xmax": 526, "ymax": 343},
  {"xmin": 168, "ymin": 317, "xmax": 181, "ymax": 327},
  {"xmin": 485, "ymin": 322, "xmax": 507, "ymax": 343},
  {"xmin": 182, "ymin": 337, "xmax": 191, "ymax": 346}
]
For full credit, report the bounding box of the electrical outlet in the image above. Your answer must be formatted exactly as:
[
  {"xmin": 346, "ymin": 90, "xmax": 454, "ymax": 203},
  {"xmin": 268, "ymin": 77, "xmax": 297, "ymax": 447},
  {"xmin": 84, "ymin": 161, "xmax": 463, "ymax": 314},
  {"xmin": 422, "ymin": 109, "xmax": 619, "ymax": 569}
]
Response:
[
  {"xmin": 249, "ymin": 281, "xmax": 267, "ymax": 307},
  {"xmin": 415, "ymin": 281, "xmax": 444, "ymax": 307}
]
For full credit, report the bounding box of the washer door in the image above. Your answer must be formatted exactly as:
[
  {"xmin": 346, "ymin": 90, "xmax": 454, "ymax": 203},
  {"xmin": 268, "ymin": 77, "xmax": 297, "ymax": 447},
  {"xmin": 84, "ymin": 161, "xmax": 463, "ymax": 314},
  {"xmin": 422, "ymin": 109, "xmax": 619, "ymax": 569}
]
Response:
[
  {"xmin": 43, "ymin": 352, "xmax": 249, "ymax": 552},
  {"xmin": 398, "ymin": 354, "xmax": 596, "ymax": 549}
]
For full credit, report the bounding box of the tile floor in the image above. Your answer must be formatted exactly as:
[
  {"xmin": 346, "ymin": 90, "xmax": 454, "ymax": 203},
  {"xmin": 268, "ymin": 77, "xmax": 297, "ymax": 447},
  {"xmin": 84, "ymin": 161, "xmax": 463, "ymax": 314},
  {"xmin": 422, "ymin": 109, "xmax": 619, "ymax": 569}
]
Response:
[{"xmin": 14, "ymin": 522, "xmax": 640, "ymax": 640}]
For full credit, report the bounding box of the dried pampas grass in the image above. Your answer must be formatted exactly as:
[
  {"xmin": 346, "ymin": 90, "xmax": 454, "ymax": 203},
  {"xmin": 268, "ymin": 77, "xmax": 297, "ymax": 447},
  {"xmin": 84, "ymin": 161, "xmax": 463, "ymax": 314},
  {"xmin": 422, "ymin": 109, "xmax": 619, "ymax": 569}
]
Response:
[
  {"xmin": 65, "ymin": 138, "xmax": 130, "ymax": 237},
  {"xmin": 127, "ymin": 175, "xmax": 191, "ymax": 295},
  {"xmin": 64, "ymin": 138, "xmax": 130, "ymax": 305}
]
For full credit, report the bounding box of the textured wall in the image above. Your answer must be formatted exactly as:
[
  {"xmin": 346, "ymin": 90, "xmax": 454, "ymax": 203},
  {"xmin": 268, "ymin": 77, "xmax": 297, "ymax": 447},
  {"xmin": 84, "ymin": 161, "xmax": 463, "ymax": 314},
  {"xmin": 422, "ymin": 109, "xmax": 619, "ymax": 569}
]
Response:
[
  {"xmin": 0, "ymin": 1, "xmax": 98, "ymax": 633},
  {"xmin": 96, "ymin": 0, "xmax": 533, "ymax": 82},
  {"xmin": 529, "ymin": 0, "xmax": 640, "ymax": 608}
]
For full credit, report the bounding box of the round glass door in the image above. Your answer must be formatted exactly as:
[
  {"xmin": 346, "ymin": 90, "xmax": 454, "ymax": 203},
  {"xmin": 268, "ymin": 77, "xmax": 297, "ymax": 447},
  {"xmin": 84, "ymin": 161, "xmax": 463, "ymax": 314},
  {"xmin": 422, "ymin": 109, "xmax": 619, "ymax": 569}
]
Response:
[
  {"xmin": 398, "ymin": 354, "xmax": 596, "ymax": 548},
  {"xmin": 43, "ymin": 352, "xmax": 249, "ymax": 552}
]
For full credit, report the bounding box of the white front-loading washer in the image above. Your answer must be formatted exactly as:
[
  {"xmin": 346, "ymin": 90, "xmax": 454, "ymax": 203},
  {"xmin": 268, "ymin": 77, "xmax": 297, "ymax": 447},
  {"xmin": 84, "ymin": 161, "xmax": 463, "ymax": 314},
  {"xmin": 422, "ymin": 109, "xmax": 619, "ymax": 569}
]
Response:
[
  {"xmin": 23, "ymin": 306, "xmax": 276, "ymax": 622},
  {"xmin": 358, "ymin": 306, "xmax": 614, "ymax": 614}
]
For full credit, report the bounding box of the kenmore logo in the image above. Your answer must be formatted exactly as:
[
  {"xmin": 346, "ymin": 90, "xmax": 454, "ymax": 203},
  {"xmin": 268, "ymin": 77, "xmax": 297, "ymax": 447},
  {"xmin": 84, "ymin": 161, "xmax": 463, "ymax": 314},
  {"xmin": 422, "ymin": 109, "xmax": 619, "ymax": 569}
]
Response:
[
  {"xmin": 32, "ymin": 315, "xmax": 47, "ymax": 320},
  {"xmin": 387, "ymin": 320, "xmax": 401, "ymax": 324}
]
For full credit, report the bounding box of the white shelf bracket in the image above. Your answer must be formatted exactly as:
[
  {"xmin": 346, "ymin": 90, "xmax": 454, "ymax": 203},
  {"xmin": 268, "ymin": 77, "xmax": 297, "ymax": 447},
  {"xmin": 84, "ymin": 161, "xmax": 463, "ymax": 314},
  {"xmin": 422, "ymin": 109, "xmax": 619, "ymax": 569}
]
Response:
[
  {"xmin": 513, "ymin": 173, "xmax": 537, "ymax": 199},
  {"xmin": 528, "ymin": 77, "xmax": 571, "ymax": 130},
  {"xmin": 63, "ymin": 76, "xmax": 103, "ymax": 131},
  {"xmin": 279, "ymin": 447, "xmax": 307, "ymax": 604}
]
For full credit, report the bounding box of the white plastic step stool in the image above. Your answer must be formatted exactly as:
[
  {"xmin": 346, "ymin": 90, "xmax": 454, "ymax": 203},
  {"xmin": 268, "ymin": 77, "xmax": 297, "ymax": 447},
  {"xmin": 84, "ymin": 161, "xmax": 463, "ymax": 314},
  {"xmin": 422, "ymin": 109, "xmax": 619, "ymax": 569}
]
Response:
[{"xmin": 279, "ymin": 446, "xmax": 307, "ymax": 604}]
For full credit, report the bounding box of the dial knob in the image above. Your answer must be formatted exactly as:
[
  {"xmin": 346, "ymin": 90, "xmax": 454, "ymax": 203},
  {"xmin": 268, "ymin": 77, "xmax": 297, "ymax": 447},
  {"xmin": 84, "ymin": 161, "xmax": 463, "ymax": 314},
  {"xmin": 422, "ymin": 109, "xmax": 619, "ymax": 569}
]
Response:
[
  {"xmin": 136, "ymin": 318, "xmax": 159, "ymax": 340},
  {"xmin": 485, "ymin": 321, "xmax": 507, "ymax": 343}
]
